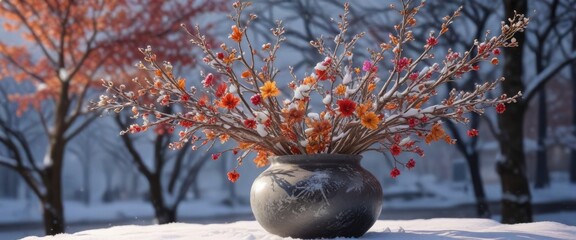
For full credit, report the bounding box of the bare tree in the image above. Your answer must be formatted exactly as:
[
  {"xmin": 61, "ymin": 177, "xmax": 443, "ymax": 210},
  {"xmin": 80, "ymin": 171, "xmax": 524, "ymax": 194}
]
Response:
[{"xmin": 114, "ymin": 110, "xmax": 209, "ymax": 224}]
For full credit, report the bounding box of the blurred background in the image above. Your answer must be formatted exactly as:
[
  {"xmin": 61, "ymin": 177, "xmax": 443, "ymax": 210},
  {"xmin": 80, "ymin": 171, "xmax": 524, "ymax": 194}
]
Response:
[{"xmin": 1, "ymin": 0, "xmax": 575, "ymax": 239}]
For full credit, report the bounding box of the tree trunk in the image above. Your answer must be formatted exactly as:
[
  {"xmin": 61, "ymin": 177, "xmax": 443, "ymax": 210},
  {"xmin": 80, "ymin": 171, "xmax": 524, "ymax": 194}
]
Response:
[
  {"xmin": 497, "ymin": 0, "xmax": 533, "ymax": 224},
  {"xmin": 535, "ymin": 89, "xmax": 550, "ymax": 188},
  {"xmin": 42, "ymin": 146, "xmax": 66, "ymax": 235},
  {"xmin": 148, "ymin": 173, "xmax": 177, "ymax": 224},
  {"xmin": 41, "ymin": 190, "xmax": 65, "ymax": 235},
  {"xmin": 571, "ymin": 28, "xmax": 576, "ymax": 184},
  {"xmin": 154, "ymin": 206, "xmax": 177, "ymax": 224},
  {"xmin": 468, "ymin": 153, "xmax": 491, "ymax": 217}
]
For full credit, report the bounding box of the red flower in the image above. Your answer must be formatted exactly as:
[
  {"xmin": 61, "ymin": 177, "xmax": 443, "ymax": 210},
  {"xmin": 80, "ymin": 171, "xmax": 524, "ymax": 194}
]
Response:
[
  {"xmin": 211, "ymin": 153, "xmax": 221, "ymax": 160},
  {"xmin": 227, "ymin": 170, "xmax": 240, "ymax": 183},
  {"xmin": 390, "ymin": 168, "xmax": 401, "ymax": 178},
  {"xmin": 420, "ymin": 116, "xmax": 428, "ymax": 123},
  {"xmin": 467, "ymin": 129, "xmax": 479, "ymax": 137},
  {"xmin": 406, "ymin": 159, "xmax": 416, "ymax": 169},
  {"xmin": 390, "ymin": 144, "xmax": 402, "ymax": 156},
  {"xmin": 315, "ymin": 69, "xmax": 328, "ymax": 80},
  {"xmin": 215, "ymin": 82, "xmax": 227, "ymax": 98},
  {"xmin": 492, "ymin": 48, "xmax": 501, "ymax": 55},
  {"xmin": 244, "ymin": 119, "xmax": 257, "ymax": 129},
  {"xmin": 472, "ymin": 65, "xmax": 480, "ymax": 71},
  {"xmin": 395, "ymin": 57, "xmax": 412, "ymax": 72},
  {"xmin": 409, "ymin": 72, "xmax": 419, "ymax": 81},
  {"xmin": 179, "ymin": 120, "xmax": 194, "ymax": 128},
  {"xmin": 408, "ymin": 118, "xmax": 418, "ymax": 128},
  {"xmin": 496, "ymin": 103, "xmax": 506, "ymax": 114},
  {"xmin": 250, "ymin": 94, "xmax": 262, "ymax": 105},
  {"xmin": 203, "ymin": 73, "xmax": 215, "ymax": 87},
  {"xmin": 414, "ymin": 147, "xmax": 425, "ymax": 157},
  {"xmin": 219, "ymin": 93, "xmax": 240, "ymax": 110},
  {"xmin": 426, "ymin": 36, "xmax": 438, "ymax": 47},
  {"xmin": 216, "ymin": 52, "xmax": 225, "ymax": 60},
  {"xmin": 337, "ymin": 98, "xmax": 357, "ymax": 117}
]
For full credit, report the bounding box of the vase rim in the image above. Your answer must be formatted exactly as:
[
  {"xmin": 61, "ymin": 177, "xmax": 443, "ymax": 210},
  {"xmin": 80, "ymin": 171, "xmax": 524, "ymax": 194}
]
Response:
[{"xmin": 269, "ymin": 154, "xmax": 362, "ymax": 164}]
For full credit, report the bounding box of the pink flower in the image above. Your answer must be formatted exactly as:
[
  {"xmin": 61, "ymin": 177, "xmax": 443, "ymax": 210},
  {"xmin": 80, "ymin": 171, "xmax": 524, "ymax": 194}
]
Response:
[{"xmin": 362, "ymin": 60, "xmax": 372, "ymax": 72}]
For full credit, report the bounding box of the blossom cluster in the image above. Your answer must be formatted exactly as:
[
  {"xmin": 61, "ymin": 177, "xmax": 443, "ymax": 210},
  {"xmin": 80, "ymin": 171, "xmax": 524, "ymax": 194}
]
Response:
[{"xmin": 93, "ymin": 1, "xmax": 528, "ymax": 182}]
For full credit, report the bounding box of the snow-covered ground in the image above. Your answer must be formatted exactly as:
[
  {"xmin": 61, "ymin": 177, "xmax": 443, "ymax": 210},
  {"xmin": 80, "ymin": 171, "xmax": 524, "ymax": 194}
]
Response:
[
  {"xmin": 2, "ymin": 179, "xmax": 575, "ymax": 239},
  {"xmin": 21, "ymin": 218, "xmax": 576, "ymax": 240}
]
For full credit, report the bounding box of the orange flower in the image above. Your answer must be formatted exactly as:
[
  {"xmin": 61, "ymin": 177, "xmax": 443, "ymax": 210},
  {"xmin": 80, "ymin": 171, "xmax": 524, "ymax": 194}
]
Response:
[
  {"xmin": 229, "ymin": 25, "xmax": 243, "ymax": 42},
  {"xmin": 154, "ymin": 69, "xmax": 162, "ymax": 77},
  {"xmin": 356, "ymin": 100, "xmax": 372, "ymax": 117},
  {"xmin": 253, "ymin": 151, "xmax": 270, "ymax": 168},
  {"xmin": 219, "ymin": 93, "xmax": 240, "ymax": 110},
  {"xmin": 384, "ymin": 102, "xmax": 398, "ymax": 110},
  {"xmin": 223, "ymin": 52, "xmax": 237, "ymax": 65},
  {"xmin": 238, "ymin": 142, "xmax": 252, "ymax": 150},
  {"xmin": 414, "ymin": 96, "xmax": 429, "ymax": 109},
  {"xmin": 177, "ymin": 78, "xmax": 186, "ymax": 89},
  {"xmin": 260, "ymin": 81, "xmax": 280, "ymax": 98},
  {"xmin": 368, "ymin": 83, "xmax": 376, "ymax": 92},
  {"xmin": 203, "ymin": 130, "xmax": 216, "ymax": 140},
  {"xmin": 227, "ymin": 170, "xmax": 240, "ymax": 183},
  {"xmin": 360, "ymin": 112, "xmax": 379, "ymax": 130},
  {"xmin": 335, "ymin": 84, "xmax": 346, "ymax": 95},
  {"xmin": 425, "ymin": 122, "xmax": 445, "ymax": 144},
  {"xmin": 219, "ymin": 134, "xmax": 230, "ymax": 144},
  {"xmin": 241, "ymin": 70, "xmax": 252, "ymax": 78},
  {"xmin": 283, "ymin": 108, "xmax": 305, "ymax": 124},
  {"xmin": 303, "ymin": 76, "xmax": 316, "ymax": 85}
]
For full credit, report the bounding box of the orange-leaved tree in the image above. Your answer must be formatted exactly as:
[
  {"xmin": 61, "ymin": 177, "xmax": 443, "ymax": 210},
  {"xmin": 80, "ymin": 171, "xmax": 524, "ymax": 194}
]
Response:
[{"xmin": 0, "ymin": 0, "xmax": 225, "ymax": 235}]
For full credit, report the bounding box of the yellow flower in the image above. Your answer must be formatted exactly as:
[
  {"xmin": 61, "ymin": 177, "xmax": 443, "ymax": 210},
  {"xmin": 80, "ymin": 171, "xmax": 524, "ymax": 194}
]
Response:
[
  {"xmin": 361, "ymin": 112, "xmax": 380, "ymax": 130},
  {"xmin": 260, "ymin": 81, "xmax": 280, "ymax": 98}
]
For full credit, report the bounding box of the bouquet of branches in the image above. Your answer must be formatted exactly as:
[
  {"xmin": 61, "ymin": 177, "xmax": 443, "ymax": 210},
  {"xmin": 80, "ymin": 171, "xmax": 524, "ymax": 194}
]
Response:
[{"xmin": 93, "ymin": 0, "xmax": 528, "ymax": 182}]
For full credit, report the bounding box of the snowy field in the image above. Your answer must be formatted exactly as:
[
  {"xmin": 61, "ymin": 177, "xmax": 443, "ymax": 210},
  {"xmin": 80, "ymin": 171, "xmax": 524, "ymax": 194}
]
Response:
[
  {"xmin": 20, "ymin": 218, "xmax": 576, "ymax": 240},
  {"xmin": 2, "ymin": 180, "xmax": 575, "ymax": 239}
]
